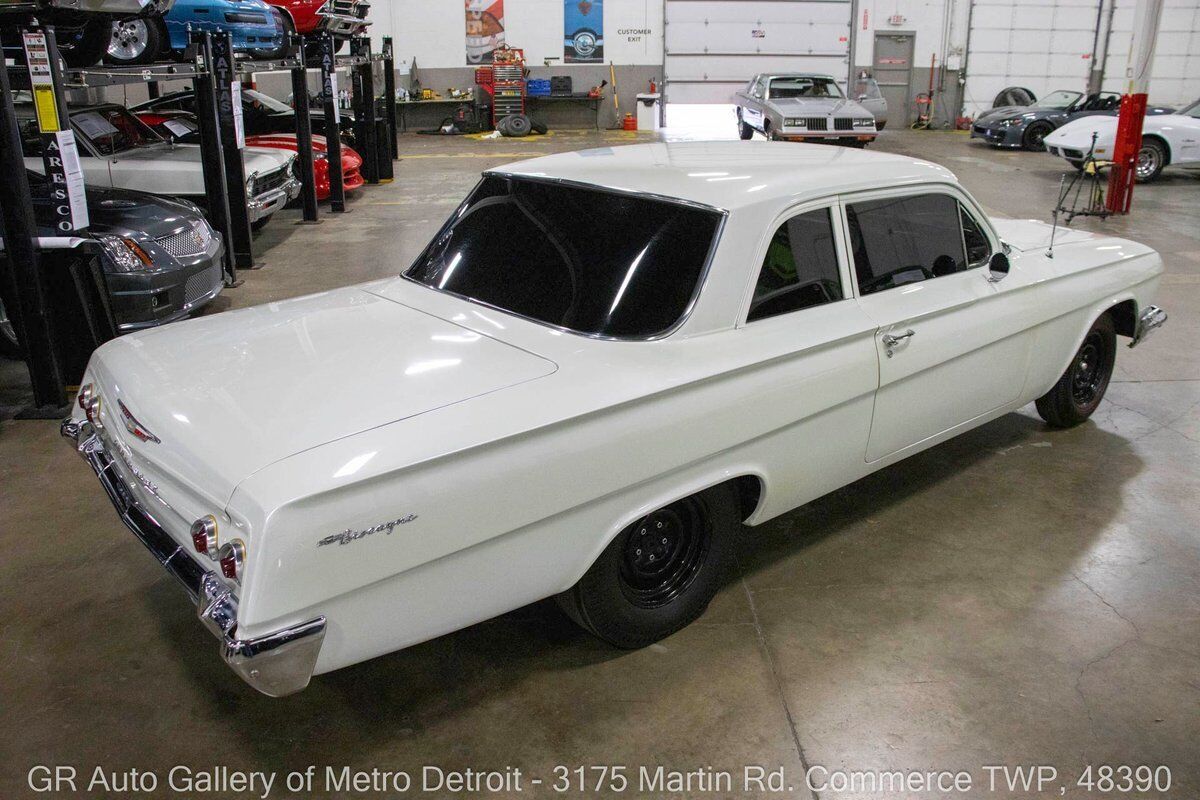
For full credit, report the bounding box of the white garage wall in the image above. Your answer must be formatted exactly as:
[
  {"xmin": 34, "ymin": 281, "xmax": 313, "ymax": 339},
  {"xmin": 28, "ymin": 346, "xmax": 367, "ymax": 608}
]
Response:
[
  {"xmin": 1101, "ymin": 0, "xmax": 1200, "ymax": 108},
  {"xmin": 370, "ymin": 0, "xmax": 663, "ymax": 68},
  {"xmin": 851, "ymin": 0, "xmax": 969, "ymax": 72},
  {"xmin": 960, "ymin": 0, "xmax": 1102, "ymax": 117}
]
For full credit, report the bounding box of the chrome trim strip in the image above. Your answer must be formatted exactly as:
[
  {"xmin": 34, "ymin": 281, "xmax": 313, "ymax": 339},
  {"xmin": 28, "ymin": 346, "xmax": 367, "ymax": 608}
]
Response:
[
  {"xmin": 60, "ymin": 420, "xmax": 325, "ymax": 697},
  {"xmin": 1129, "ymin": 304, "xmax": 1167, "ymax": 348}
]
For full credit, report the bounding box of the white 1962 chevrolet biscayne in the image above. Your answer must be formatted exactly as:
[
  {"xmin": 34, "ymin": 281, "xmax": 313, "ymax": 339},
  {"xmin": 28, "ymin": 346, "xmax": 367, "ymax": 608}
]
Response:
[{"xmin": 62, "ymin": 142, "xmax": 1167, "ymax": 696}]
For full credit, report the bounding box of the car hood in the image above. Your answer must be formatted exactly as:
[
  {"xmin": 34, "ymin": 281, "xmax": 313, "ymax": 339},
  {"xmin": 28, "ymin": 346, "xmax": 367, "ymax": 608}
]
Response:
[
  {"xmin": 1045, "ymin": 116, "xmax": 1118, "ymax": 148},
  {"xmin": 28, "ymin": 181, "xmax": 202, "ymax": 239},
  {"xmin": 991, "ymin": 217, "xmax": 1097, "ymax": 252},
  {"xmin": 977, "ymin": 105, "xmax": 1032, "ymax": 122},
  {"xmin": 767, "ymin": 97, "xmax": 870, "ymax": 116},
  {"xmin": 108, "ymin": 143, "xmax": 290, "ymax": 173},
  {"xmin": 245, "ymin": 133, "xmax": 363, "ymax": 168},
  {"xmin": 87, "ymin": 286, "xmax": 558, "ymax": 505}
]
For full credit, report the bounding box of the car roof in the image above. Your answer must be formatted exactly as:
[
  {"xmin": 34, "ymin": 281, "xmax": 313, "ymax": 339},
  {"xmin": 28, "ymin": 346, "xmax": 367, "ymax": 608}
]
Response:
[{"xmin": 490, "ymin": 142, "xmax": 957, "ymax": 212}]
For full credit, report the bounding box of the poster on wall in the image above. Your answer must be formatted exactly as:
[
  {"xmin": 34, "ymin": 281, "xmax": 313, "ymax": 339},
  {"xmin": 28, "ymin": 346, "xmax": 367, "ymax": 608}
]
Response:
[
  {"xmin": 564, "ymin": 0, "xmax": 603, "ymax": 63},
  {"xmin": 466, "ymin": 0, "xmax": 505, "ymax": 64}
]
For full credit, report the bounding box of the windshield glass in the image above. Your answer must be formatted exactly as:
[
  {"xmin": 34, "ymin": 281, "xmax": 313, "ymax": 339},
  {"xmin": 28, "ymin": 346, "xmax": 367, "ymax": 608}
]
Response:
[
  {"xmin": 406, "ymin": 176, "xmax": 723, "ymax": 338},
  {"xmin": 769, "ymin": 77, "xmax": 844, "ymax": 100},
  {"xmin": 242, "ymin": 88, "xmax": 295, "ymax": 114},
  {"xmin": 72, "ymin": 107, "xmax": 163, "ymax": 155},
  {"xmin": 1180, "ymin": 99, "xmax": 1200, "ymax": 118},
  {"xmin": 1036, "ymin": 90, "xmax": 1082, "ymax": 110}
]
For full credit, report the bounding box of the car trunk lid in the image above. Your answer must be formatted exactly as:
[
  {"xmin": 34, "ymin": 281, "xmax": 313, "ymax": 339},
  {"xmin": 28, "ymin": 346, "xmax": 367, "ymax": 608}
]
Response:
[{"xmin": 88, "ymin": 286, "xmax": 558, "ymax": 506}]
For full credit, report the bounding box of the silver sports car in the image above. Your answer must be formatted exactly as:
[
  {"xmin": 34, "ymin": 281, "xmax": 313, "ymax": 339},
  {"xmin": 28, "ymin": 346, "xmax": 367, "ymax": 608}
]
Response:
[{"xmin": 734, "ymin": 73, "xmax": 883, "ymax": 147}]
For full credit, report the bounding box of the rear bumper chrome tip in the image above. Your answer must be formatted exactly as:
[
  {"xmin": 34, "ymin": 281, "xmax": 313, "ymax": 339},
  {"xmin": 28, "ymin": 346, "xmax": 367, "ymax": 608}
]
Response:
[
  {"xmin": 1130, "ymin": 305, "xmax": 1167, "ymax": 348},
  {"xmin": 62, "ymin": 421, "xmax": 326, "ymax": 697}
]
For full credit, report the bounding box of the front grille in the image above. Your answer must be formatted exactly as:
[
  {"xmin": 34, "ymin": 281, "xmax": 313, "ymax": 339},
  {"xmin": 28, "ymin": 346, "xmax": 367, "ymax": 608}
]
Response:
[
  {"xmin": 834, "ymin": 118, "xmax": 853, "ymax": 131},
  {"xmin": 330, "ymin": 0, "xmax": 370, "ymax": 18},
  {"xmin": 156, "ymin": 225, "xmax": 211, "ymax": 258},
  {"xmin": 183, "ymin": 265, "xmax": 222, "ymax": 307},
  {"xmin": 254, "ymin": 168, "xmax": 288, "ymax": 195},
  {"xmin": 805, "ymin": 117, "xmax": 828, "ymax": 131},
  {"xmin": 1064, "ymin": 148, "xmax": 1083, "ymax": 159}
]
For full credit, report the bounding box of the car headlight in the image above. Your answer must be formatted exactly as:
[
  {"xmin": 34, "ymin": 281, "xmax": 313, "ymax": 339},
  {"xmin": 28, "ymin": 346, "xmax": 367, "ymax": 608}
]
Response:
[
  {"xmin": 784, "ymin": 118, "xmax": 805, "ymax": 127},
  {"xmin": 853, "ymin": 118, "xmax": 875, "ymax": 128},
  {"xmin": 245, "ymin": 174, "xmax": 256, "ymax": 196},
  {"xmin": 98, "ymin": 235, "xmax": 154, "ymax": 272},
  {"xmin": 998, "ymin": 117, "xmax": 1024, "ymax": 127}
]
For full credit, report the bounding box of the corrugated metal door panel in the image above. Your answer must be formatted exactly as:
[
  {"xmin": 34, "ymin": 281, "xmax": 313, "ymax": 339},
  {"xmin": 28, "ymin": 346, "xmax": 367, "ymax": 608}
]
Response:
[
  {"xmin": 664, "ymin": 0, "xmax": 851, "ymax": 105},
  {"xmin": 963, "ymin": 0, "xmax": 1100, "ymax": 117},
  {"xmin": 1102, "ymin": 0, "xmax": 1200, "ymax": 107}
]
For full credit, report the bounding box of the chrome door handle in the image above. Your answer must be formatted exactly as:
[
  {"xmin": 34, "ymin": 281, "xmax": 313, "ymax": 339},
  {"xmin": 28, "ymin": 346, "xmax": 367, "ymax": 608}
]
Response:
[{"xmin": 882, "ymin": 329, "xmax": 915, "ymax": 357}]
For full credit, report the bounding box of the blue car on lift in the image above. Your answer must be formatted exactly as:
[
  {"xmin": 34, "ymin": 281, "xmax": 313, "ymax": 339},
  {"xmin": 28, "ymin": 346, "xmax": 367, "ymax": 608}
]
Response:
[{"xmin": 106, "ymin": 0, "xmax": 282, "ymax": 65}]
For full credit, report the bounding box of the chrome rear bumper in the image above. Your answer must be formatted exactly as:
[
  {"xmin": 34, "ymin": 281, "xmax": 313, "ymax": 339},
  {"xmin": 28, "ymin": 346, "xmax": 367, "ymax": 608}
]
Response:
[
  {"xmin": 1130, "ymin": 305, "xmax": 1167, "ymax": 348},
  {"xmin": 61, "ymin": 418, "xmax": 325, "ymax": 697}
]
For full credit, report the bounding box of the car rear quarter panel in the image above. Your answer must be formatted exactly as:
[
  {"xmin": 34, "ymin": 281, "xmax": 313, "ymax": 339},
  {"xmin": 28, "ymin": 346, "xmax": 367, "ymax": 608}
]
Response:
[{"xmin": 228, "ymin": 310, "xmax": 880, "ymax": 673}]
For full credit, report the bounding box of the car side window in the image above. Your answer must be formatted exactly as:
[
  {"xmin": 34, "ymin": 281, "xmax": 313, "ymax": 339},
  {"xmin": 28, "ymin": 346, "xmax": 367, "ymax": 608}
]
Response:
[
  {"xmin": 960, "ymin": 203, "xmax": 991, "ymax": 266},
  {"xmin": 846, "ymin": 193, "xmax": 969, "ymax": 296},
  {"xmin": 747, "ymin": 207, "xmax": 844, "ymax": 322}
]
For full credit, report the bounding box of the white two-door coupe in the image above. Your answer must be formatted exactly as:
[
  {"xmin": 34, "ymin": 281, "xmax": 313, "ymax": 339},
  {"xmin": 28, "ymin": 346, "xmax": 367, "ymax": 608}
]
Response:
[
  {"xmin": 62, "ymin": 142, "xmax": 1167, "ymax": 696},
  {"xmin": 1044, "ymin": 97, "xmax": 1200, "ymax": 181}
]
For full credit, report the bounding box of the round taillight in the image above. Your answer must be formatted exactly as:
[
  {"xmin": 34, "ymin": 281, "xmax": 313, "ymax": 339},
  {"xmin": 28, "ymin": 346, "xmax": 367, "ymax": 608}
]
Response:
[
  {"xmin": 218, "ymin": 539, "xmax": 246, "ymax": 585},
  {"xmin": 77, "ymin": 383, "xmax": 93, "ymax": 410},
  {"xmin": 190, "ymin": 515, "xmax": 219, "ymax": 559}
]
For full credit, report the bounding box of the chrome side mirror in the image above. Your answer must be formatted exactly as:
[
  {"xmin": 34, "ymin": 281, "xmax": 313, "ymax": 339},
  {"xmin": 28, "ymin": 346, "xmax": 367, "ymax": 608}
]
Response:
[
  {"xmin": 987, "ymin": 251, "xmax": 1010, "ymax": 282},
  {"xmin": 857, "ymin": 94, "xmax": 868, "ymax": 101}
]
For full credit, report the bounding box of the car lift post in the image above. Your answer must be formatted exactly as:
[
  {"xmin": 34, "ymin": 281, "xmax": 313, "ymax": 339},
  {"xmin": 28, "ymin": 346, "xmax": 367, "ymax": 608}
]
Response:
[
  {"xmin": 350, "ymin": 36, "xmax": 380, "ymax": 184},
  {"xmin": 1106, "ymin": 0, "xmax": 1163, "ymax": 214},
  {"xmin": 210, "ymin": 30, "xmax": 257, "ymax": 269},
  {"xmin": 0, "ymin": 27, "xmax": 67, "ymax": 412},
  {"xmin": 318, "ymin": 33, "xmax": 346, "ymax": 213},
  {"xmin": 382, "ymin": 36, "xmax": 398, "ymax": 162},
  {"xmin": 191, "ymin": 31, "xmax": 238, "ymax": 285},
  {"xmin": 290, "ymin": 34, "xmax": 320, "ymax": 224}
]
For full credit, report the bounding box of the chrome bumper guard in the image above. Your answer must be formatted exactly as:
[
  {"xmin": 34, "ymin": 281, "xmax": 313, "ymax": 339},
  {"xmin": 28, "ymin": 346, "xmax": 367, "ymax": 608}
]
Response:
[
  {"xmin": 247, "ymin": 176, "xmax": 301, "ymax": 223},
  {"xmin": 1130, "ymin": 305, "xmax": 1167, "ymax": 348},
  {"xmin": 61, "ymin": 419, "xmax": 325, "ymax": 697}
]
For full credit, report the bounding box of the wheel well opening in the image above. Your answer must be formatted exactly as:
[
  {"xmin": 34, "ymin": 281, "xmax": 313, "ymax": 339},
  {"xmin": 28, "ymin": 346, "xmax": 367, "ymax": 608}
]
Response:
[
  {"xmin": 1143, "ymin": 134, "xmax": 1171, "ymax": 165},
  {"xmin": 1107, "ymin": 299, "xmax": 1137, "ymax": 339},
  {"xmin": 730, "ymin": 475, "xmax": 763, "ymax": 522}
]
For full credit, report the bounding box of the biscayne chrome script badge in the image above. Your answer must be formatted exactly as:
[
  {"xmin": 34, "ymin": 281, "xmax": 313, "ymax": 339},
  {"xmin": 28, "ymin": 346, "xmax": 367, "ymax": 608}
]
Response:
[{"xmin": 318, "ymin": 514, "xmax": 418, "ymax": 547}]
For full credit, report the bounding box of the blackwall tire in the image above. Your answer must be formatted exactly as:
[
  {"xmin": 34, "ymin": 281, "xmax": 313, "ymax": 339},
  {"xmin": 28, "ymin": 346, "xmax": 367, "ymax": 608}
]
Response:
[
  {"xmin": 59, "ymin": 17, "xmax": 115, "ymax": 68},
  {"xmin": 251, "ymin": 8, "xmax": 295, "ymax": 60},
  {"xmin": 1035, "ymin": 313, "xmax": 1117, "ymax": 428},
  {"xmin": 1022, "ymin": 121, "xmax": 1052, "ymax": 151},
  {"xmin": 737, "ymin": 110, "xmax": 753, "ymax": 140},
  {"xmin": 556, "ymin": 484, "xmax": 740, "ymax": 649}
]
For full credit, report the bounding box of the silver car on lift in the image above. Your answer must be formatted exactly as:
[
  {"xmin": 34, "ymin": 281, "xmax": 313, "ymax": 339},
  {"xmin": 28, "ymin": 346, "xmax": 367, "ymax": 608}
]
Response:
[{"xmin": 734, "ymin": 73, "xmax": 885, "ymax": 147}]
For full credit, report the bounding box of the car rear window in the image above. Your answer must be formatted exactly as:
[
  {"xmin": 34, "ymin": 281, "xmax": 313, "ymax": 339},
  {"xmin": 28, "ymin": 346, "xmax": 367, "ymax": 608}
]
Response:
[{"xmin": 406, "ymin": 176, "xmax": 724, "ymax": 338}]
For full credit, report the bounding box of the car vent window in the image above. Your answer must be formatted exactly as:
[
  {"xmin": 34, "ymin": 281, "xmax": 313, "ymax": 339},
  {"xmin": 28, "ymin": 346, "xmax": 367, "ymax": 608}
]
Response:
[
  {"xmin": 847, "ymin": 193, "xmax": 969, "ymax": 296},
  {"xmin": 748, "ymin": 208, "xmax": 844, "ymax": 322},
  {"xmin": 959, "ymin": 204, "xmax": 992, "ymax": 267}
]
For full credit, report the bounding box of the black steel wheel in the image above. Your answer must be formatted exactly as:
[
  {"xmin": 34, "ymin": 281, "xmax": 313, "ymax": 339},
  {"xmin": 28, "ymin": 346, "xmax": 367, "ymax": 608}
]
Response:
[
  {"xmin": 1036, "ymin": 313, "xmax": 1117, "ymax": 428},
  {"xmin": 557, "ymin": 484, "xmax": 740, "ymax": 649}
]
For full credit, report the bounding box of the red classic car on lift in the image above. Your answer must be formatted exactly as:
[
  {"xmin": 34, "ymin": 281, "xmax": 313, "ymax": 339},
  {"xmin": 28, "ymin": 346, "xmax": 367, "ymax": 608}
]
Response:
[
  {"xmin": 135, "ymin": 110, "xmax": 364, "ymax": 201},
  {"xmin": 252, "ymin": 0, "xmax": 370, "ymax": 59}
]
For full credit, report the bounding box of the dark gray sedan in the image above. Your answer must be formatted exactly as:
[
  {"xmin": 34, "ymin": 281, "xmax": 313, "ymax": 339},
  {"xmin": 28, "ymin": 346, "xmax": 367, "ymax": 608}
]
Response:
[
  {"xmin": 0, "ymin": 173, "xmax": 224, "ymax": 359},
  {"xmin": 970, "ymin": 89, "xmax": 1174, "ymax": 151},
  {"xmin": 735, "ymin": 73, "xmax": 879, "ymax": 147}
]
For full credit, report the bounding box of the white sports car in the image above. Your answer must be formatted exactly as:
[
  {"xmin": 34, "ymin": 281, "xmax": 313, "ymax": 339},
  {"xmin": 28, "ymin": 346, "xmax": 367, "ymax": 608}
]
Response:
[
  {"xmin": 1044, "ymin": 97, "xmax": 1200, "ymax": 181},
  {"xmin": 62, "ymin": 142, "xmax": 1167, "ymax": 696},
  {"xmin": 20, "ymin": 102, "xmax": 300, "ymax": 227}
]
